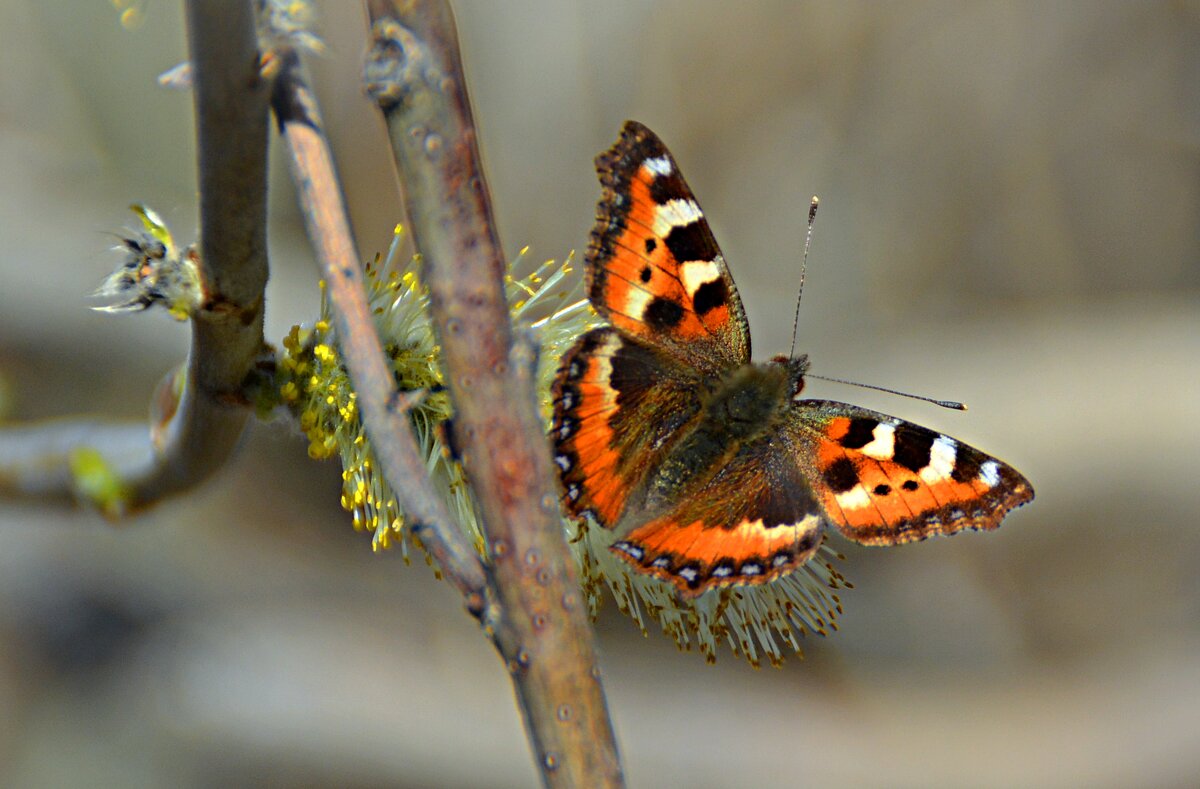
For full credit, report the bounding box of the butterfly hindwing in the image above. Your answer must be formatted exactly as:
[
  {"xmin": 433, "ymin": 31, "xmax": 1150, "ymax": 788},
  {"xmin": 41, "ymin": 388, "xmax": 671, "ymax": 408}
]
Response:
[
  {"xmin": 589, "ymin": 120, "xmax": 749, "ymax": 372},
  {"xmin": 787, "ymin": 401, "xmax": 1035, "ymax": 546},
  {"xmin": 552, "ymin": 327, "xmax": 704, "ymax": 528},
  {"xmin": 609, "ymin": 432, "xmax": 825, "ymax": 597}
]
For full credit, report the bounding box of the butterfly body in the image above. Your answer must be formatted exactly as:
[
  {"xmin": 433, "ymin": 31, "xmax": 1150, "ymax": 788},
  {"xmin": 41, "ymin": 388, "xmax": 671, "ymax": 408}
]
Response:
[
  {"xmin": 552, "ymin": 121, "xmax": 1034, "ymax": 597},
  {"xmin": 622, "ymin": 351, "xmax": 803, "ymax": 528}
]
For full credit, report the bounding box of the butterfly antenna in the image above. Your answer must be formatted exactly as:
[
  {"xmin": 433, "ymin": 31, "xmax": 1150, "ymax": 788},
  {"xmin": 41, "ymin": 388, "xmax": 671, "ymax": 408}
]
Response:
[
  {"xmin": 806, "ymin": 372, "xmax": 967, "ymax": 410},
  {"xmin": 789, "ymin": 196, "xmax": 819, "ymax": 359}
]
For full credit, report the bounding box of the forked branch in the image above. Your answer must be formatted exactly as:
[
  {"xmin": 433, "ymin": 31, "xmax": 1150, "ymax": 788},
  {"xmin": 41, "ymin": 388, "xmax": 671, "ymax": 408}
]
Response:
[{"xmin": 0, "ymin": 0, "xmax": 269, "ymax": 514}]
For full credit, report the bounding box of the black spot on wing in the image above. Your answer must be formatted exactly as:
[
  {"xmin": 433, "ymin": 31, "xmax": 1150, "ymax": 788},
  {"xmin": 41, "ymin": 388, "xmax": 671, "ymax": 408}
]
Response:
[
  {"xmin": 732, "ymin": 481, "xmax": 815, "ymax": 531},
  {"xmin": 950, "ymin": 446, "xmax": 984, "ymax": 483},
  {"xmin": 644, "ymin": 297, "xmax": 685, "ymax": 330},
  {"xmin": 649, "ymin": 172, "xmax": 688, "ymax": 206},
  {"xmin": 664, "ymin": 221, "xmax": 719, "ymax": 264},
  {"xmin": 692, "ymin": 278, "xmax": 728, "ymax": 316},
  {"xmin": 608, "ymin": 339, "xmax": 657, "ymax": 407},
  {"xmin": 840, "ymin": 417, "xmax": 879, "ymax": 450},
  {"xmin": 824, "ymin": 456, "xmax": 859, "ymax": 494},
  {"xmin": 901, "ymin": 479, "xmax": 920, "ymax": 491},
  {"xmin": 892, "ymin": 426, "xmax": 934, "ymax": 472},
  {"xmin": 644, "ymin": 238, "xmax": 657, "ymax": 254}
]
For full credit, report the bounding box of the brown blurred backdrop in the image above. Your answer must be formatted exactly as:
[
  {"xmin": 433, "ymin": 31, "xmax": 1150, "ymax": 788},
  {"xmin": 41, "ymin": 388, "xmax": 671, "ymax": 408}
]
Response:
[{"xmin": 1, "ymin": 2, "xmax": 1197, "ymax": 787}]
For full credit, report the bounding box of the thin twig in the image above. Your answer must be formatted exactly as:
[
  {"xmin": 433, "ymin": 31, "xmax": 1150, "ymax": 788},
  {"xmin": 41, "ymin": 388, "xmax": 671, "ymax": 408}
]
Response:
[
  {"xmin": 364, "ymin": 2, "xmax": 624, "ymax": 786},
  {"xmin": 0, "ymin": 0, "xmax": 269, "ymax": 514},
  {"xmin": 0, "ymin": 420, "xmax": 157, "ymax": 503},
  {"xmin": 269, "ymin": 48, "xmax": 489, "ymax": 609}
]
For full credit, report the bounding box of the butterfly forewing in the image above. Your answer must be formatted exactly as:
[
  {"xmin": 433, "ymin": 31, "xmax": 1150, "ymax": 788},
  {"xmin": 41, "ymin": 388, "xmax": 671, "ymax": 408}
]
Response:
[
  {"xmin": 787, "ymin": 401, "xmax": 1034, "ymax": 545},
  {"xmin": 589, "ymin": 121, "xmax": 749, "ymax": 373}
]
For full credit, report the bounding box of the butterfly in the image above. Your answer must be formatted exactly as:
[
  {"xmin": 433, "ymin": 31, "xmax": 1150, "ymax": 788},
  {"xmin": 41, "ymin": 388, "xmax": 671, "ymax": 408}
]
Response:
[{"xmin": 551, "ymin": 121, "xmax": 1034, "ymax": 598}]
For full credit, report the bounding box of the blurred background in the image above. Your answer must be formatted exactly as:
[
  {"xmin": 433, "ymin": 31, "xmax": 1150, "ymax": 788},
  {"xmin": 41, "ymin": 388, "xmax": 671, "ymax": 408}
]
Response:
[{"xmin": 1, "ymin": 1, "xmax": 1197, "ymax": 786}]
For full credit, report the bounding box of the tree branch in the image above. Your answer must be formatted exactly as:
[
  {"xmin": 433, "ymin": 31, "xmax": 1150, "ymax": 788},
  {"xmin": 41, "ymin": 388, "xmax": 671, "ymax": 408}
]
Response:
[
  {"xmin": 0, "ymin": 0, "xmax": 269, "ymax": 514},
  {"xmin": 155, "ymin": 0, "xmax": 270, "ymax": 500},
  {"xmin": 0, "ymin": 420, "xmax": 157, "ymax": 504},
  {"xmin": 269, "ymin": 47, "xmax": 489, "ymax": 609},
  {"xmin": 364, "ymin": 2, "xmax": 624, "ymax": 785}
]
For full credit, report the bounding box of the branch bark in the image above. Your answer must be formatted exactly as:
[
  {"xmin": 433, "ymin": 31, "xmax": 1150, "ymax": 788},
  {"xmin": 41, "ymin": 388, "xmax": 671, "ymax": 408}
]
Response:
[
  {"xmin": 269, "ymin": 48, "xmax": 489, "ymax": 608},
  {"xmin": 160, "ymin": 0, "xmax": 270, "ymax": 501},
  {"xmin": 364, "ymin": 2, "xmax": 624, "ymax": 785}
]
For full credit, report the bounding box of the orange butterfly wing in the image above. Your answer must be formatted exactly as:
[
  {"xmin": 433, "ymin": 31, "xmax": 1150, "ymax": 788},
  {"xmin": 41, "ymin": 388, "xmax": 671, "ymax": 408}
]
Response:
[
  {"xmin": 608, "ymin": 399, "xmax": 1036, "ymax": 596},
  {"xmin": 589, "ymin": 120, "xmax": 749, "ymax": 372},
  {"xmin": 552, "ymin": 328, "xmax": 703, "ymax": 528},
  {"xmin": 609, "ymin": 432, "xmax": 825, "ymax": 597},
  {"xmin": 787, "ymin": 401, "xmax": 1035, "ymax": 545}
]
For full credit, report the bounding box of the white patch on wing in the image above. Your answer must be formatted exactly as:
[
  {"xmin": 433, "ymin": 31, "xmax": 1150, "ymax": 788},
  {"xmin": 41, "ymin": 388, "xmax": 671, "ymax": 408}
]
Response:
[
  {"xmin": 920, "ymin": 436, "xmax": 958, "ymax": 484},
  {"xmin": 652, "ymin": 198, "xmax": 703, "ymax": 237},
  {"xmin": 614, "ymin": 541, "xmax": 644, "ymax": 561},
  {"xmin": 622, "ymin": 286, "xmax": 655, "ymax": 328},
  {"xmin": 835, "ymin": 484, "xmax": 872, "ymax": 511},
  {"xmin": 979, "ymin": 460, "xmax": 1000, "ymax": 487},
  {"xmin": 680, "ymin": 260, "xmax": 722, "ymax": 296},
  {"xmin": 643, "ymin": 156, "xmax": 673, "ymax": 176},
  {"xmin": 860, "ymin": 423, "xmax": 897, "ymax": 460},
  {"xmin": 727, "ymin": 513, "xmax": 819, "ymax": 542},
  {"xmin": 592, "ymin": 334, "xmax": 622, "ymax": 407},
  {"xmin": 789, "ymin": 513, "xmax": 821, "ymax": 535}
]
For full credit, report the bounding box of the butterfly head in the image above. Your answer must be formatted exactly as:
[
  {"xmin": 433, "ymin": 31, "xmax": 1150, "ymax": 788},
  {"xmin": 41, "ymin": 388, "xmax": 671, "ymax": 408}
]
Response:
[{"xmin": 771, "ymin": 353, "xmax": 811, "ymax": 401}]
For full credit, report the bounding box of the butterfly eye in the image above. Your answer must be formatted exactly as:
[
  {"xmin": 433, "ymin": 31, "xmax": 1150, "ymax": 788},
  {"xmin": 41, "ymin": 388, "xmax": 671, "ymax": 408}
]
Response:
[
  {"xmin": 790, "ymin": 373, "xmax": 807, "ymax": 401},
  {"xmin": 773, "ymin": 355, "xmax": 809, "ymax": 401}
]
